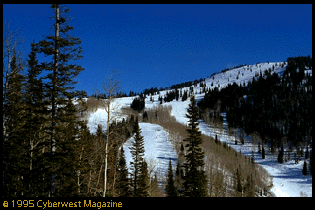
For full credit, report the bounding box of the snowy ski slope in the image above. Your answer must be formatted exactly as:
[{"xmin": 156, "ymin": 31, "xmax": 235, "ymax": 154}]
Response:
[{"xmin": 86, "ymin": 62, "xmax": 312, "ymax": 197}]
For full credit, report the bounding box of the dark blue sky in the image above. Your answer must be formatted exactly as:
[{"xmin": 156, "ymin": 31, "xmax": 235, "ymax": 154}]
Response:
[{"xmin": 3, "ymin": 4, "xmax": 312, "ymax": 96}]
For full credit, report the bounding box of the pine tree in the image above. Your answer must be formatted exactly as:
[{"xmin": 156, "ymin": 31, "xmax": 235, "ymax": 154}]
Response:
[
  {"xmin": 278, "ymin": 145, "xmax": 284, "ymax": 163},
  {"xmin": 308, "ymin": 150, "xmax": 313, "ymax": 175},
  {"xmin": 116, "ymin": 147, "xmax": 131, "ymax": 197},
  {"xmin": 234, "ymin": 166, "xmax": 243, "ymax": 196},
  {"xmin": 56, "ymin": 98, "xmax": 82, "ymax": 196},
  {"xmin": 305, "ymin": 146, "xmax": 309, "ymax": 159},
  {"xmin": 262, "ymin": 146, "xmax": 265, "ymax": 159},
  {"xmin": 35, "ymin": 4, "xmax": 86, "ymax": 196},
  {"xmin": 175, "ymin": 145, "xmax": 184, "ymax": 193},
  {"xmin": 129, "ymin": 117, "xmax": 146, "ymax": 197},
  {"xmin": 182, "ymin": 90, "xmax": 188, "ymax": 101},
  {"xmin": 176, "ymin": 144, "xmax": 184, "ymax": 182},
  {"xmin": 244, "ymin": 174, "xmax": 255, "ymax": 197},
  {"xmin": 137, "ymin": 160, "xmax": 149, "ymax": 197},
  {"xmin": 165, "ymin": 159, "xmax": 177, "ymax": 197},
  {"xmin": 22, "ymin": 42, "xmax": 48, "ymax": 196},
  {"xmin": 258, "ymin": 142, "xmax": 261, "ymax": 154},
  {"xmin": 302, "ymin": 160, "xmax": 307, "ymax": 176},
  {"xmin": 143, "ymin": 111, "xmax": 148, "ymax": 122},
  {"xmin": 182, "ymin": 96, "xmax": 207, "ymax": 197}
]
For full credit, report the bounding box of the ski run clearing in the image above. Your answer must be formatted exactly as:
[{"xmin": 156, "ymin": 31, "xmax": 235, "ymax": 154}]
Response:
[
  {"xmin": 123, "ymin": 123, "xmax": 177, "ymax": 179},
  {"xmin": 87, "ymin": 62, "xmax": 312, "ymax": 197}
]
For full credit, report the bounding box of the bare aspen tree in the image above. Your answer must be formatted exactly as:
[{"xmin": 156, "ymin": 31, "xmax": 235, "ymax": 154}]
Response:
[
  {"xmin": 3, "ymin": 21, "xmax": 24, "ymax": 141},
  {"xmin": 101, "ymin": 69, "xmax": 121, "ymax": 197},
  {"xmin": 3, "ymin": 22, "xmax": 25, "ymax": 193}
]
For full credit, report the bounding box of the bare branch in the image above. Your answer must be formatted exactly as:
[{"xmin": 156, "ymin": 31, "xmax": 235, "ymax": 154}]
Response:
[
  {"xmin": 3, "ymin": 20, "xmax": 25, "ymax": 78},
  {"xmin": 102, "ymin": 69, "xmax": 122, "ymax": 100},
  {"xmin": 101, "ymin": 69, "xmax": 122, "ymax": 197}
]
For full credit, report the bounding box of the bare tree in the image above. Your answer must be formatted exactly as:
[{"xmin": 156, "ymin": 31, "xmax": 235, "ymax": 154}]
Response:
[
  {"xmin": 101, "ymin": 69, "xmax": 121, "ymax": 197},
  {"xmin": 3, "ymin": 21, "xmax": 24, "ymax": 140}
]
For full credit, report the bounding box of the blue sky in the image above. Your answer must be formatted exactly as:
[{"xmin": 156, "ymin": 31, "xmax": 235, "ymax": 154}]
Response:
[{"xmin": 3, "ymin": 4, "xmax": 312, "ymax": 96}]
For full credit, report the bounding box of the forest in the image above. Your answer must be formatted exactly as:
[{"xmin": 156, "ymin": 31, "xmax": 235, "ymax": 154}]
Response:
[
  {"xmin": 198, "ymin": 56, "xmax": 312, "ymax": 169},
  {"xmin": 3, "ymin": 4, "xmax": 148, "ymax": 197}
]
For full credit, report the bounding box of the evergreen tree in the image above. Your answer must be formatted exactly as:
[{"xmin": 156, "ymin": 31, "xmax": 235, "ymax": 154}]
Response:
[
  {"xmin": 35, "ymin": 4, "xmax": 86, "ymax": 196},
  {"xmin": 22, "ymin": 42, "xmax": 49, "ymax": 196},
  {"xmin": 55, "ymin": 98, "xmax": 82, "ymax": 196},
  {"xmin": 277, "ymin": 145, "xmax": 284, "ymax": 163},
  {"xmin": 143, "ymin": 111, "xmax": 148, "ymax": 122},
  {"xmin": 182, "ymin": 90, "xmax": 188, "ymax": 101},
  {"xmin": 116, "ymin": 147, "xmax": 131, "ymax": 197},
  {"xmin": 137, "ymin": 160, "xmax": 149, "ymax": 197},
  {"xmin": 129, "ymin": 117, "xmax": 146, "ymax": 197},
  {"xmin": 308, "ymin": 150, "xmax": 313, "ymax": 175},
  {"xmin": 175, "ymin": 144, "xmax": 185, "ymax": 193},
  {"xmin": 3, "ymin": 51, "xmax": 28, "ymax": 196},
  {"xmin": 234, "ymin": 167, "xmax": 243, "ymax": 196},
  {"xmin": 262, "ymin": 146, "xmax": 265, "ymax": 159},
  {"xmin": 130, "ymin": 97, "xmax": 145, "ymax": 112},
  {"xmin": 165, "ymin": 159, "xmax": 177, "ymax": 197},
  {"xmin": 302, "ymin": 160, "xmax": 307, "ymax": 176},
  {"xmin": 182, "ymin": 96, "xmax": 207, "ymax": 197},
  {"xmin": 305, "ymin": 146, "xmax": 309, "ymax": 159},
  {"xmin": 244, "ymin": 174, "xmax": 255, "ymax": 197},
  {"xmin": 258, "ymin": 142, "xmax": 261, "ymax": 154}
]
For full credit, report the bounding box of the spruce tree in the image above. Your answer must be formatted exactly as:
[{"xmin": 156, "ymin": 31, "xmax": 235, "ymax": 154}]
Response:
[
  {"xmin": 182, "ymin": 95, "xmax": 207, "ymax": 197},
  {"xmin": 308, "ymin": 150, "xmax": 313, "ymax": 175},
  {"xmin": 278, "ymin": 145, "xmax": 284, "ymax": 163},
  {"xmin": 234, "ymin": 166, "xmax": 243, "ymax": 196},
  {"xmin": 116, "ymin": 147, "xmax": 131, "ymax": 197},
  {"xmin": 262, "ymin": 146, "xmax": 265, "ymax": 159},
  {"xmin": 175, "ymin": 143, "xmax": 184, "ymax": 193},
  {"xmin": 22, "ymin": 42, "xmax": 49, "ymax": 196},
  {"xmin": 165, "ymin": 159, "xmax": 177, "ymax": 197},
  {"xmin": 35, "ymin": 4, "xmax": 86, "ymax": 196},
  {"xmin": 137, "ymin": 160, "xmax": 149, "ymax": 197},
  {"xmin": 129, "ymin": 117, "xmax": 146, "ymax": 197},
  {"xmin": 302, "ymin": 160, "xmax": 307, "ymax": 176},
  {"xmin": 305, "ymin": 146, "xmax": 309, "ymax": 159}
]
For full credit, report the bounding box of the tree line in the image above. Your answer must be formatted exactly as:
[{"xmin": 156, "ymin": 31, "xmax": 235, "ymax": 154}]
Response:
[
  {"xmin": 3, "ymin": 4, "xmax": 87, "ymax": 196},
  {"xmin": 3, "ymin": 4, "xmax": 145, "ymax": 197},
  {"xmin": 198, "ymin": 56, "xmax": 312, "ymax": 174},
  {"xmin": 158, "ymin": 96, "xmax": 272, "ymax": 197}
]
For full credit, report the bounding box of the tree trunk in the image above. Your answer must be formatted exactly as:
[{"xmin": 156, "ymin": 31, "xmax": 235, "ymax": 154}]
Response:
[
  {"xmin": 103, "ymin": 100, "xmax": 110, "ymax": 197},
  {"xmin": 50, "ymin": 4, "xmax": 59, "ymax": 197}
]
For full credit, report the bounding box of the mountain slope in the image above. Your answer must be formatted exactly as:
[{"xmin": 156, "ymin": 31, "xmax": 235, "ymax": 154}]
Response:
[
  {"xmin": 86, "ymin": 61, "xmax": 312, "ymax": 197},
  {"xmin": 123, "ymin": 123, "xmax": 177, "ymax": 181}
]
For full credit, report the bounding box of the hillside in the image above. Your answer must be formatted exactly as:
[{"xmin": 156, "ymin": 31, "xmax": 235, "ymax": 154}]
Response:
[
  {"xmin": 123, "ymin": 123, "xmax": 177, "ymax": 179},
  {"xmin": 86, "ymin": 60, "xmax": 312, "ymax": 197}
]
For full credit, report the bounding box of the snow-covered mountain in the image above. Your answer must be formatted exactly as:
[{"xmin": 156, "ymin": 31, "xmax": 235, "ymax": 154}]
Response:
[{"xmin": 86, "ymin": 61, "xmax": 312, "ymax": 197}]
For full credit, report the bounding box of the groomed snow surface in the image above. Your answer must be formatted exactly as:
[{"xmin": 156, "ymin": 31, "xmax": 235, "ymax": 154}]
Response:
[
  {"xmin": 197, "ymin": 114, "xmax": 312, "ymax": 197},
  {"xmin": 123, "ymin": 123, "xmax": 177, "ymax": 180},
  {"xmin": 87, "ymin": 62, "xmax": 312, "ymax": 197}
]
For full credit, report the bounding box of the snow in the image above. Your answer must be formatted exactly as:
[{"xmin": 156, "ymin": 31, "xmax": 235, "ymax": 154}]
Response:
[
  {"xmin": 198, "ymin": 114, "xmax": 312, "ymax": 197},
  {"xmin": 87, "ymin": 96, "xmax": 136, "ymax": 134},
  {"xmin": 259, "ymin": 158, "xmax": 312, "ymax": 197},
  {"xmin": 123, "ymin": 123, "xmax": 177, "ymax": 180},
  {"xmin": 87, "ymin": 61, "xmax": 312, "ymax": 197}
]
